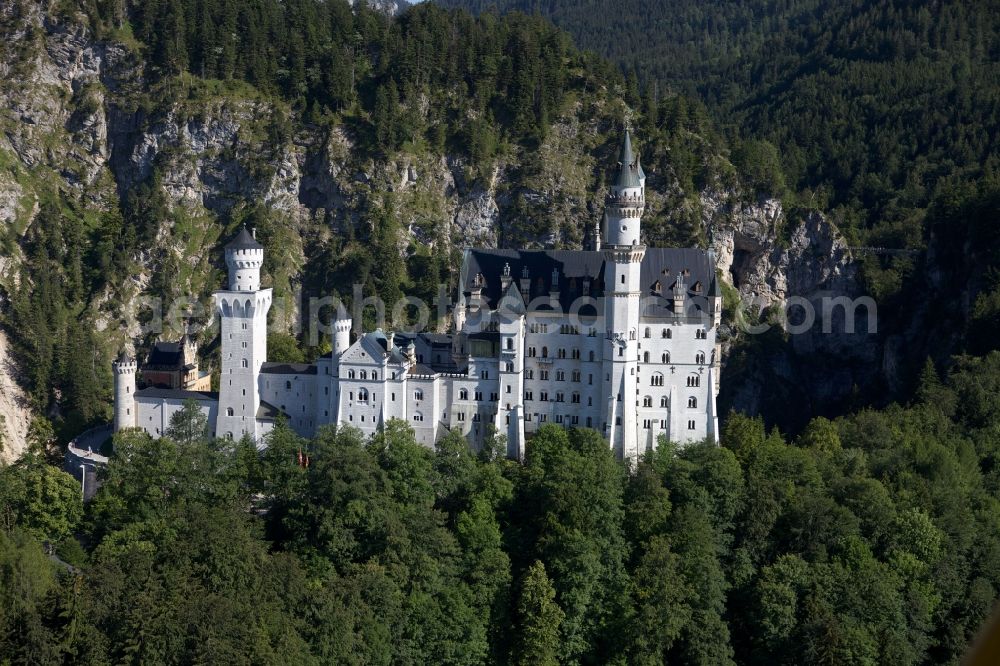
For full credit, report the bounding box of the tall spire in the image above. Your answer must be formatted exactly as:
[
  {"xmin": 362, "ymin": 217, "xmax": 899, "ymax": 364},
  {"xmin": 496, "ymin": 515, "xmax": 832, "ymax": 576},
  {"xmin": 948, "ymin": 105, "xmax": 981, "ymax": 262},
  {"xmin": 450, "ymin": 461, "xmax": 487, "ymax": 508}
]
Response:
[{"xmin": 615, "ymin": 130, "xmax": 641, "ymax": 189}]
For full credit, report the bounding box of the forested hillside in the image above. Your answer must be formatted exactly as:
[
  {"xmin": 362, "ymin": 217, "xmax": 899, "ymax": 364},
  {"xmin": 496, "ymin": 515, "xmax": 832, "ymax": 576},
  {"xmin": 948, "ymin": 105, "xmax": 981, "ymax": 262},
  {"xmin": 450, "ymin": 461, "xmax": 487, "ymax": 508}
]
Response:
[
  {"xmin": 0, "ymin": 0, "xmax": 750, "ymax": 452},
  {"xmin": 438, "ymin": 0, "xmax": 1000, "ymax": 287},
  {"xmin": 5, "ymin": 354, "xmax": 1000, "ymax": 663}
]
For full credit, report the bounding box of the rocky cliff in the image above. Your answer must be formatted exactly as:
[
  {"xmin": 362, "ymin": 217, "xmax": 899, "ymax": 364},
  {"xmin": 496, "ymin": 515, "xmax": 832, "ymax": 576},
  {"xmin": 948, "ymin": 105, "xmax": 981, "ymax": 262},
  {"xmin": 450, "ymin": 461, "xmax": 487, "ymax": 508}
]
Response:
[{"xmin": 0, "ymin": 2, "xmax": 873, "ymax": 457}]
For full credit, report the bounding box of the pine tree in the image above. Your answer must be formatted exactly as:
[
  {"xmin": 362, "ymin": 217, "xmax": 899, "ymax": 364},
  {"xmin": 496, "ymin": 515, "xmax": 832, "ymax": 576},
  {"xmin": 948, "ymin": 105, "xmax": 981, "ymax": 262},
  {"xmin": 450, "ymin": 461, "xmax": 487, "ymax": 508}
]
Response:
[{"xmin": 515, "ymin": 560, "xmax": 564, "ymax": 666}]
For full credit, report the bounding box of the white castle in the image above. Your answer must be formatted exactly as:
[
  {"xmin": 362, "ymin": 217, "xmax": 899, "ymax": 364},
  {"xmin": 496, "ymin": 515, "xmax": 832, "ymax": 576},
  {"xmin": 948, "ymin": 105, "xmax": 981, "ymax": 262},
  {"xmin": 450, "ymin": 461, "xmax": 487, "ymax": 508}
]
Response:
[{"xmin": 113, "ymin": 131, "xmax": 722, "ymax": 459}]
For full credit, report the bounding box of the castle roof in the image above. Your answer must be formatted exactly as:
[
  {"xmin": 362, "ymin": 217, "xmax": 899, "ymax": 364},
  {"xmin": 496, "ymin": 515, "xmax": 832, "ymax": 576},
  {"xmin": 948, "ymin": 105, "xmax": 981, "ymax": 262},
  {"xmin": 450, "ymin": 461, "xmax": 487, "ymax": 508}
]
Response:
[
  {"xmin": 145, "ymin": 341, "xmax": 194, "ymax": 370},
  {"xmin": 615, "ymin": 130, "xmax": 641, "ymax": 189},
  {"xmin": 260, "ymin": 362, "xmax": 318, "ymax": 375},
  {"xmin": 225, "ymin": 226, "xmax": 263, "ymax": 251},
  {"xmin": 460, "ymin": 247, "xmax": 716, "ymax": 320},
  {"xmin": 134, "ymin": 387, "xmax": 218, "ymax": 401}
]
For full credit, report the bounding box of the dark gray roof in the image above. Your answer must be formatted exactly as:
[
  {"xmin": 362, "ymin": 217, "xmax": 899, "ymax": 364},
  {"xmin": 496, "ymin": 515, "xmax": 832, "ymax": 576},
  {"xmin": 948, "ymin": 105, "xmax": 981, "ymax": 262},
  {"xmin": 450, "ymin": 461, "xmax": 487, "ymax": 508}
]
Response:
[
  {"xmin": 257, "ymin": 400, "xmax": 283, "ymax": 419},
  {"xmin": 146, "ymin": 341, "xmax": 182, "ymax": 368},
  {"xmin": 420, "ymin": 333, "xmax": 454, "ymax": 346},
  {"xmin": 615, "ymin": 131, "xmax": 641, "ymax": 189},
  {"xmin": 461, "ymin": 247, "xmax": 715, "ymax": 318},
  {"xmin": 260, "ymin": 362, "xmax": 318, "ymax": 375},
  {"xmin": 134, "ymin": 387, "xmax": 218, "ymax": 401},
  {"xmin": 225, "ymin": 226, "xmax": 263, "ymax": 251}
]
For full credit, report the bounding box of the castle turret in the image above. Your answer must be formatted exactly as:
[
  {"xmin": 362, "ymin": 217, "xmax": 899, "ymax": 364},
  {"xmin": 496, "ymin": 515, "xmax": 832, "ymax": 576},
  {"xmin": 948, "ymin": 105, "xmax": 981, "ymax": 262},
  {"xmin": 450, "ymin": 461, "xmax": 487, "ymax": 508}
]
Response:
[
  {"xmin": 603, "ymin": 129, "xmax": 647, "ymax": 459},
  {"xmin": 215, "ymin": 227, "xmax": 272, "ymax": 442},
  {"xmin": 224, "ymin": 226, "xmax": 264, "ymax": 291},
  {"xmin": 112, "ymin": 352, "xmax": 137, "ymax": 432},
  {"xmin": 333, "ymin": 306, "xmax": 353, "ymax": 356}
]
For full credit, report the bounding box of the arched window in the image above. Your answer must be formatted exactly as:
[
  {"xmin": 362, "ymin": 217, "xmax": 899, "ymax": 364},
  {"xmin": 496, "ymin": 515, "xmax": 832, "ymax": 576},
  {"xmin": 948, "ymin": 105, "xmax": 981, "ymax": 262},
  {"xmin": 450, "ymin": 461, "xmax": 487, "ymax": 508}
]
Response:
[
  {"xmin": 241, "ymin": 358, "xmax": 249, "ymax": 368},
  {"xmin": 643, "ymin": 396, "xmax": 652, "ymax": 407},
  {"xmin": 651, "ymin": 373, "xmax": 664, "ymax": 387},
  {"xmin": 588, "ymin": 350, "xmax": 595, "ymax": 362},
  {"xmin": 662, "ymin": 352, "xmax": 670, "ymax": 363},
  {"xmin": 542, "ymin": 346, "xmax": 548, "ymax": 358},
  {"xmin": 460, "ymin": 388, "xmax": 468, "ymax": 400},
  {"xmin": 643, "ymin": 351, "xmax": 650, "ymax": 363},
  {"xmin": 348, "ymin": 370, "xmax": 355, "ymax": 379},
  {"xmin": 644, "ymin": 327, "xmax": 651, "ymax": 339},
  {"xmin": 688, "ymin": 397, "xmax": 698, "ymax": 408},
  {"xmin": 372, "ymin": 372, "xmax": 377, "ymax": 380},
  {"xmin": 662, "ymin": 328, "xmax": 672, "ymax": 339},
  {"xmin": 414, "ymin": 389, "xmax": 424, "ymax": 401},
  {"xmin": 285, "ymin": 381, "xmax": 291, "ymax": 389},
  {"xmin": 360, "ymin": 370, "xmax": 367, "ymax": 380},
  {"xmin": 696, "ymin": 352, "xmax": 706, "ymax": 364},
  {"xmin": 660, "ymin": 396, "xmax": 668, "ymax": 408},
  {"xmin": 687, "ymin": 375, "xmax": 701, "ymax": 388},
  {"xmin": 506, "ymin": 338, "xmax": 513, "ymax": 350},
  {"xmin": 226, "ymin": 407, "xmax": 234, "ymax": 416},
  {"xmin": 359, "ymin": 388, "xmax": 369, "ymax": 402}
]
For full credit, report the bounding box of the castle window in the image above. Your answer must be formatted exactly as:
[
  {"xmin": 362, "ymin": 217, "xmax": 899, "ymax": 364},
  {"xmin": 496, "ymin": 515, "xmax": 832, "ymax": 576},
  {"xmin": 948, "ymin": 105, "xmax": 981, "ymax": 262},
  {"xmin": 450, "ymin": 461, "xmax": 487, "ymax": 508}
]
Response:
[
  {"xmin": 621, "ymin": 275, "xmax": 625, "ymax": 284},
  {"xmin": 506, "ymin": 385, "xmax": 511, "ymax": 394},
  {"xmin": 572, "ymin": 392, "xmax": 580, "ymax": 404},
  {"xmin": 226, "ymin": 407, "xmax": 234, "ymax": 416},
  {"xmin": 651, "ymin": 373, "xmax": 665, "ymax": 387},
  {"xmin": 360, "ymin": 370, "xmax": 367, "ymax": 380},
  {"xmin": 687, "ymin": 375, "xmax": 701, "ymax": 388},
  {"xmin": 541, "ymin": 346, "xmax": 548, "ymax": 358},
  {"xmin": 688, "ymin": 397, "xmax": 698, "ymax": 408},
  {"xmin": 359, "ymin": 389, "xmax": 369, "ymax": 402},
  {"xmin": 460, "ymin": 389, "xmax": 468, "ymax": 400},
  {"xmin": 661, "ymin": 396, "xmax": 668, "ymax": 408},
  {"xmin": 662, "ymin": 352, "xmax": 670, "ymax": 363},
  {"xmin": 643, "ymin": 351, "xmax": 650, "ymax": 363},
  {"xmin": 644, "ymin": 327, "xmax": 651, "ymax": 338},
  {"xmin": 696, "ymin": 352, "xmax": 706, "ymax": 364},
  {"xmin": 618, "ymin": 348, "xmax": 624, "ymax": 357},
  {"xmin": 414, "ymin": 389, "xmax": 424, "ymax": 401},
  {"xmin": 526, "ymin": 369, "xmax": 534, "ymax": 380},
  {"xmin": 688, "ymin": 419, "xmax": 696, "ymax": 430},
  {"xmin": 558, "ymin": 348, "xmax": 566, "ymax": 359},
  {"xmin": 241, "ymin": 358, "xmax": 248, "ymax": 368},
  {"xmin": 662, "ymin": 329, "xmax": 671, "ymax": 339},
  {"xmin": 481, "ymin": 370, "xmax": 488, "ymax": 379},
  {"xmin": 525, "ymin": 391, "xmax": 533, "ymax": 401},
  {"xmin": 540, "ymin": 370, "xmax": 549, "ymax": 380},
  {"xmin": 372, "ymin": 372, "xmax": 377, "ymax": 380},
  {"xmin": 286, "ymin": 381, "xmax": 291, "ymax": 389},
  {"xmin": 589, "ymin": 351, "xmax": 595, "ymax": 362},
  {"xmin": 506, "ymin": 338, "xmax": 513, "ymax": 350},
  {"xmin": 643, "ymin": 396, "xmax": 652, "ymax": 407},
  {"xmin": 348, "ymin": 370, "xmax": 355, "ymax": 379}
]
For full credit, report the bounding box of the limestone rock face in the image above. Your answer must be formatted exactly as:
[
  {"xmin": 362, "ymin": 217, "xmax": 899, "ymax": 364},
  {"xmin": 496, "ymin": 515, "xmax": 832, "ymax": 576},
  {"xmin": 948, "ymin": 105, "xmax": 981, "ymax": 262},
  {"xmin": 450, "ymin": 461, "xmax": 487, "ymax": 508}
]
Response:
[{"xmin": 0, "ymin": 3, "xmax": 878, "ymax": 441}]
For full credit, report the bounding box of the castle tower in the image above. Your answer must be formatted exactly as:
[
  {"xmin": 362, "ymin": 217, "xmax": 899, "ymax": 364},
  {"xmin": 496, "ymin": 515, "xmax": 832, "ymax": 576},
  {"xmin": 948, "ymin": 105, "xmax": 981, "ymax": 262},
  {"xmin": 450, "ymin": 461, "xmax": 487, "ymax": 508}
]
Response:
[
  {"xmin": 333, "ymin": 306, "xmax": 353, "ymax": 356},
  {"xmin": 602, "ymin": 130, "xmax": 646, "ymax": 460},
  {"xmin": 215, "ymin": 227, "xmax": 272, "ymax": 442},
  {"xmin": 112, "ymin": 352, "xmax": 137, "ymax": 432}
]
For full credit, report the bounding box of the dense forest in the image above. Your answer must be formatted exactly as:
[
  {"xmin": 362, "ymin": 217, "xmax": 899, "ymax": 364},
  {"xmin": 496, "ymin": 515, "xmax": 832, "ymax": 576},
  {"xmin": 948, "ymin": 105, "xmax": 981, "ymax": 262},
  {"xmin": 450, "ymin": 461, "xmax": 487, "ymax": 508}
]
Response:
[
  {"xmin": 438, "ymin": 0, "xmax": 1000, "ymax": 295},
  {"xmin": 4, "ymin": 352, "xmax": 1000, "ymax": 663}
]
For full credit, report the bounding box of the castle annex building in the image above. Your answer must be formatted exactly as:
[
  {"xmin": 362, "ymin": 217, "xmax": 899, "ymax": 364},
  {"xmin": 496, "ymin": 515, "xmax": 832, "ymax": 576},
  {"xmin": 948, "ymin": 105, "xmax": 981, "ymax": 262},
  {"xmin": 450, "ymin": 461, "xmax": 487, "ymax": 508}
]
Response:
[{"xmin": 114, "ymin": 132, "xmax": 722, "ymax": 459}]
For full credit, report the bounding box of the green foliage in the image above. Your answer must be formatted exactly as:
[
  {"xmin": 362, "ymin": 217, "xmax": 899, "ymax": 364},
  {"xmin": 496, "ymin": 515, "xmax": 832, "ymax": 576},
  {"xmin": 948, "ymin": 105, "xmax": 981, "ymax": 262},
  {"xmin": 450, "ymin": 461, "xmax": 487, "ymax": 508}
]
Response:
[
  {"xmin": 514, "ymin": 560, "xmax": 564, "ymax": 666},
  {"xmin": 2, "ymin": 352, "xmax": 1000, "ymax": 663},
  {"xmin": 0, "ymin": 454, "xmax": 82, "ymax": 542}
]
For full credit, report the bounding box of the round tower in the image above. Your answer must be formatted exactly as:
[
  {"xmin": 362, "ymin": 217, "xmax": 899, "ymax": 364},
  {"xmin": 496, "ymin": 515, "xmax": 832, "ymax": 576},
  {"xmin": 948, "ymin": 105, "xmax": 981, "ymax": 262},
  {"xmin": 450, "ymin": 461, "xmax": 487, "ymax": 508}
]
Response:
[
  {"xmin": 224, "ymin": 226, "xmax": 265, "ymax": 291},
  {"xmin": 112, "ymin": 353, "xmax": 137, "ymax": 432},
  {"xmin": 333, "ymin": 310, "xmax": 353, "ymax": 356},
  {"xmin": 605, "ymin": 130, "xmax": 645, "ymax": 247}
]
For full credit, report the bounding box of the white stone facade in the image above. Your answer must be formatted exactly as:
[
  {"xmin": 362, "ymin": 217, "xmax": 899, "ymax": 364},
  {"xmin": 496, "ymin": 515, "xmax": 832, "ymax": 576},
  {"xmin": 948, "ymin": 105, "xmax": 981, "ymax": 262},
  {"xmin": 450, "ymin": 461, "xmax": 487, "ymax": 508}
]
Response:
[{"xmin": 115, "ymin": 132, "xmax": 722, "ymax": 459}]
